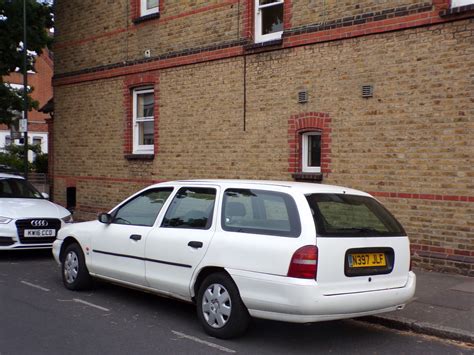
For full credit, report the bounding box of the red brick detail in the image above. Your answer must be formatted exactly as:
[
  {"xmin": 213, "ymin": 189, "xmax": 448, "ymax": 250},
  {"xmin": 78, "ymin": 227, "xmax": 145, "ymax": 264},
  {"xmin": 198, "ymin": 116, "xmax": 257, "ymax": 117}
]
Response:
[
  {"xmin": 433, "ymin": 0, "xmax": 450, "ymax": 11},
  {"xmin": 54, "ymin": 46, "xmax": 244, "ymax": 86},
  {"xmin": 130, "ymin": 0, "xmax": 140, "ymax": 20},
  {"xmin": 370, "ymin": 191, "xmax": 474, "ymax": 202},
  {"xmin": 242, "ymin": 0, "xmax": 253, "ymax": 39},
  {"xmin": 57, "ymin": 0, "xmax": 237, "ymax": 50},
  {"xmin": 54, "ymin": 174, "xmax": 165, "ymax": 185},
  {"xmin": 65, "ymin": 178, "xmax": 76, "ymax": 188},
  {"xmin": 54, "ymin": 28, "xmax": 128, "ymax": 50},
  {"xmin": 411, "ymin": 243, "xmax": 474, "ymax": 263},
  {"xmin": 283, "ymin": 0, "xmax": 292, "ymax": 30},
  {"xmin": 281, "ymin": 9, "xmax": 473, "ymax": 48},
  {"xmin": 123, "ymin": 72, "xmax": 159, "ymax": 155},
  {"xmin": 287, "ymin": 112, "xmax": 332, "ymax": 176}
]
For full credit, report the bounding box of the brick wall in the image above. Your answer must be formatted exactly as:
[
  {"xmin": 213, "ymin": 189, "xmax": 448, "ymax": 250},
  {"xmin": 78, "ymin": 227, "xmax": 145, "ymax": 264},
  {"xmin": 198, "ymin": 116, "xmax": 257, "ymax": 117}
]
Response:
[
  {"xmin": 290, "ymin": 0, "xmax": 431, "ymax": 28},
  {"xmin": 54, "ymin": 0, "xmax": 243, "ymax": 74},
  {"xmin": 53, "ymin": 17, "xmax": 473, "ymax": 274},
  {"xmin": 53, "ymin": 0, "xmax": 442, "ymax": 75}
]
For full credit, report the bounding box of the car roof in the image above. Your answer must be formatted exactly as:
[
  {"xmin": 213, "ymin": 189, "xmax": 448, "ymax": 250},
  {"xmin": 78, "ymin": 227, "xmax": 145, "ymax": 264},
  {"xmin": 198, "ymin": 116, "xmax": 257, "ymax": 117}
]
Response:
[
  {"xmin": 149, "ymin": 179, "xmax": 372, "ymax": 197},
  {"xmin": 0, "ymin": 173, "xmax": 24, "ymax": 179}
]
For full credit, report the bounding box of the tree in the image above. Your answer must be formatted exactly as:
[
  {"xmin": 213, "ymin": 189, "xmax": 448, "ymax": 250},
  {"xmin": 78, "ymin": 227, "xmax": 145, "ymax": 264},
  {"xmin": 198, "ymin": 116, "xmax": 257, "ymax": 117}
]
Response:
[
  {"xmin": 0, "ymin": 141, "xmax": 41, "ymax": 171},
  {"xmin": 0, "ymin": 0, "xmax": 53, "ymax": 126}
]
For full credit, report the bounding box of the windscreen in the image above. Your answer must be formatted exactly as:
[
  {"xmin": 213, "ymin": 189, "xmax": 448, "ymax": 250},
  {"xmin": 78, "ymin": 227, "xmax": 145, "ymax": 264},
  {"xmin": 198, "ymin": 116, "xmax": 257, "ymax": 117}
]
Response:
[
  {"xmin": 306, "ymin": 193, "xmax": 405, "ymax": 237},
  {"xmin": 0, "ymin": 178, "xmax": 44, "ymax": 199}
]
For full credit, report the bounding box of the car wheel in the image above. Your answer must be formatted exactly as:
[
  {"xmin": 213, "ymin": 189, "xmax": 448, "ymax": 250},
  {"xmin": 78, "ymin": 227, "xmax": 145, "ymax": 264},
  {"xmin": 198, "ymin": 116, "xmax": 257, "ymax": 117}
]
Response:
[
  {"xmin": 196, "ymin": 272, "xmax": 250, "ymax": 339},
  {"xmin": 62, "ymin": 243, "xmax": 92, "ymax": 290}
]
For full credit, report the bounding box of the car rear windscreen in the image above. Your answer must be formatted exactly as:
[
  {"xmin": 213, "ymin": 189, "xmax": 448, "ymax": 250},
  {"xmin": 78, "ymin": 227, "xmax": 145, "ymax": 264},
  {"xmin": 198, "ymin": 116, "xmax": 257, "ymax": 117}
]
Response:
[{"xmin": 306, "ymin": 194, "xmax": 405, "ymax": 237}]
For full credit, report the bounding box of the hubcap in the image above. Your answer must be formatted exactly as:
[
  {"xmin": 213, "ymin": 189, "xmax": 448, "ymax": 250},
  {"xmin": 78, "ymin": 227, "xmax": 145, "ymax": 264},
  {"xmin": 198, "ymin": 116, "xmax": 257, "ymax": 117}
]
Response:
[
  {"xmin": 201, "ymin": 283, "xmax": 232, "ymax": 328},
  {"xmin": 64, "ymin": 251, "xmax": 79, "ymax": 284}
]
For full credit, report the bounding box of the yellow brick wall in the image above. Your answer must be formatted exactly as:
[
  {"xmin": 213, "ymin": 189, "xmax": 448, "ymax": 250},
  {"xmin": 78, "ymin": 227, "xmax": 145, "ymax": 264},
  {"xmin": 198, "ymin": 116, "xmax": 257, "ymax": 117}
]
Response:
[
  {"xmin": 53, "ymin": 0, "xmax": 433, "ymax": 74},
  {"xmin": 53, "ymin": 19, "xmax": 473, "ymax": 274},
  {"xmin": 290, "ymin": 0, "xmax": 430, "ymax": 28}
]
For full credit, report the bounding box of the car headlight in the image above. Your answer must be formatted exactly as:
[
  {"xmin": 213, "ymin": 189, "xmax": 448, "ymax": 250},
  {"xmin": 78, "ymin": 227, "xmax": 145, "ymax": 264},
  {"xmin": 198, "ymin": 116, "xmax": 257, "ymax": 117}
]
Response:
[
  {"xmin": 0, "ymin": 216, "xmax": 12, "ymax": 224},
  {"xmin": 61, "ymin": 214, "xmax": 73, "ymax": 223}
]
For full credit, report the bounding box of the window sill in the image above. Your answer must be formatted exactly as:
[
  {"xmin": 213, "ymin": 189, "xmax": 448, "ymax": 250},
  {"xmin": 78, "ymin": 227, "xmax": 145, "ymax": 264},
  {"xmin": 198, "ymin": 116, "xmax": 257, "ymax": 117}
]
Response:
[
  {"xmin": 244, "ymin": 39, "xmax": 283, "ymax": 52},
  {"xmin": 133, "ymin": 12, "xmax": 160, "ymax": 24},
  {"xmin": 124, "ymin": 154, "xmax": 155, "ymax": 161},
  {"xmin": 439, "ymin": 4, "xmax": 474, "ymax": 17},
  {"xmin": 292, "ymin": 172, "xmax": 323, "ymax": 182}
]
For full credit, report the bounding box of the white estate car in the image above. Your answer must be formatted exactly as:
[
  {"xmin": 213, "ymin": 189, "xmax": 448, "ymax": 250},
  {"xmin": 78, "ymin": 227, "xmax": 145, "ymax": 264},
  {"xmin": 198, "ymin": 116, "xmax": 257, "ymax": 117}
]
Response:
[
  {"xmin": 53, "ymin": 180, "xmax": 416, "ymax": 338},
  {"xmin": 0, "ymin": 173, "xmax": 72, "ymax": 250}
]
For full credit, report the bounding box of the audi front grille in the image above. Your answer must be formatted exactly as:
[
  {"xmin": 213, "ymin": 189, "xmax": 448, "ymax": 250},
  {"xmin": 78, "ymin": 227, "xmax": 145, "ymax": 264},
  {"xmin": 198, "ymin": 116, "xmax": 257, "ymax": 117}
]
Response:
[{"xmin": 15, "ymin": 218, "xmax": 61, "ymax": 244}]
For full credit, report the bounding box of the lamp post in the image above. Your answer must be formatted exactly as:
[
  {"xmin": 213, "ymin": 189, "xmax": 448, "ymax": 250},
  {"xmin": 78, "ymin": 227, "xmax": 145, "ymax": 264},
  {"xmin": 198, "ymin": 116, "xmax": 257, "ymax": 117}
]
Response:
[{"xmin": 22, "ymin": 0, "xmax": 28, "ymax": 180}]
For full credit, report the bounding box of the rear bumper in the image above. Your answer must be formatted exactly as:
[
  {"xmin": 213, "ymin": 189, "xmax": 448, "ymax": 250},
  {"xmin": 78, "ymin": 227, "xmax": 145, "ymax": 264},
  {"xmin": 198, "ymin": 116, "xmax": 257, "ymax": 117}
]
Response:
[{"xmin": 229, "ymin": 270, "xmax": 416, "ymax": 323}]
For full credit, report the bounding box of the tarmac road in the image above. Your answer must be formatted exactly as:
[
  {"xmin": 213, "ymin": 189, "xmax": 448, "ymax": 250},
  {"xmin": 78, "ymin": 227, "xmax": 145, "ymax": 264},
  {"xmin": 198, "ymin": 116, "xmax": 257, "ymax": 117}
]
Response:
[{"xmin": 0, "ymin": 250, "xmax": 472, "ymax": 355}]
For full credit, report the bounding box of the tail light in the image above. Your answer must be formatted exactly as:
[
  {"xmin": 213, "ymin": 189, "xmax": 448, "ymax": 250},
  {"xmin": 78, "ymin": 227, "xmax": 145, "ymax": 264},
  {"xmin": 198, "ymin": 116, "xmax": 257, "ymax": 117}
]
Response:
[{"xmin": 287, "ymin": 245, "xmax": 318, "ymax": 279}]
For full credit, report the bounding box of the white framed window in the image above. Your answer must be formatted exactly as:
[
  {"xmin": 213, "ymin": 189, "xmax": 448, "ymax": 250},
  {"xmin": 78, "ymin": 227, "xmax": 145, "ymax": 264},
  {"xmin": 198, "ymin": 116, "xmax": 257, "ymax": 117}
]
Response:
[
  {"xmin": 255, "ymin": 0, "xmax": 284, "ymax": 43},
  {"xmin": 451, "ymin": 0, "xmax": 474, "ymax": 7},
  {"xmin": 302, "ymin": 132, "xmax": 321, "ymax": 173},
  {"xmin": 133, "ymin": 87, "xmax": 155, "ymax": 154},
  {"xmin": 141, "ymin": 0, "xmax": 159, "ymax": 16}
]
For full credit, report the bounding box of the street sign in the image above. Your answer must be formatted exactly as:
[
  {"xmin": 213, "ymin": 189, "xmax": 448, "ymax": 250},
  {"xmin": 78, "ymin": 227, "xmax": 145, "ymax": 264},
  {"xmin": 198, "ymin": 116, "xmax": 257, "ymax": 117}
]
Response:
[
  {"xmin": 19, "ymin": 118, "xmax": 27, "ymax": 133},
  {"xmin": 10, "ymin": 123, "xmax": 21, "ymax": 140}
]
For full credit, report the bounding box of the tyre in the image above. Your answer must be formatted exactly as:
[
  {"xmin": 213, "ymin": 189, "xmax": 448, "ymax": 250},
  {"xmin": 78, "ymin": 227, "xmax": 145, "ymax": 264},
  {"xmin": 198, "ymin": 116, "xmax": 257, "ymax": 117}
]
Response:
[
  {"xmin": 62, "ymin": 243, "xmax": 92, "ymax": 290},
  {"xmin": 196, "ymin": 272, "xmax": 250, "ymax": 339}
]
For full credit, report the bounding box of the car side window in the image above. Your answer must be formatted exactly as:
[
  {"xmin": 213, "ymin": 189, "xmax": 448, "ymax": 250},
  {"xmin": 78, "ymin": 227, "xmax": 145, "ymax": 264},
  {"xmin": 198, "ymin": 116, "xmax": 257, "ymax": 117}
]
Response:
[
  {"xmin": 161, "ymin": 187, "xmax": 216, "ymax": 229},
  {"xmin": 222, "ymin": 188, "xmax": 301, "ymax": 237},
  {"xmin": 112, "ymin": 188, "xmax": 173, "ymax": 227}
]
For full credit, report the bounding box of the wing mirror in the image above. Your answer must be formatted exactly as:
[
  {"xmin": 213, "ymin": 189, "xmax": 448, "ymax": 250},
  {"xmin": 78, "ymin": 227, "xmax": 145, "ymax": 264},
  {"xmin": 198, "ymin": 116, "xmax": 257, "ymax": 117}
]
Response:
[
  {"xmin": 98, "ymin": 213, "xmax": 113, "ymax": 224},
  {"xmin": 41, "ymin": 192, "xmax": 50, "ymax": 200}
]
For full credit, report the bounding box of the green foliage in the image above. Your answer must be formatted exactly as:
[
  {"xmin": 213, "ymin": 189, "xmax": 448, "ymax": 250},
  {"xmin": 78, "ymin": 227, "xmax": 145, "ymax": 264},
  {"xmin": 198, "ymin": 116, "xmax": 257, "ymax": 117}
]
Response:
[
  {"xmin": 0, "ymin": 142, "xmax": 42, "ymax": 172},
  {"xmin": 33, "ymin": 152, "xmax": 48, "ymax": 173},
  {"xmin": 0, "ymin": 0, "xmax": 53, "ymax": 125}
]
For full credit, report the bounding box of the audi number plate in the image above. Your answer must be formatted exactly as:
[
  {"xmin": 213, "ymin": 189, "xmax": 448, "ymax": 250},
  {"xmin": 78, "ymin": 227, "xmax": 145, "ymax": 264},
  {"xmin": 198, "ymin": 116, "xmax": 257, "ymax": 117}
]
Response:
[
  {"xmin": 349, "ymin": 253, "xmax": 386, "ymax": 268},
  {"xmin": 24, "ymin": 229, "xmax": 56, "ymax": 237}
]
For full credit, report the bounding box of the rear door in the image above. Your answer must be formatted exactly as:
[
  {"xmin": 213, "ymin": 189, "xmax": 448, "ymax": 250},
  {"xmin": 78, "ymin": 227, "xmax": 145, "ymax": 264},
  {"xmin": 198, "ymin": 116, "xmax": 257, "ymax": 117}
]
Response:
[{"xmin": 306, "ymin": 193, "xmax": 411, "ymax": 295}]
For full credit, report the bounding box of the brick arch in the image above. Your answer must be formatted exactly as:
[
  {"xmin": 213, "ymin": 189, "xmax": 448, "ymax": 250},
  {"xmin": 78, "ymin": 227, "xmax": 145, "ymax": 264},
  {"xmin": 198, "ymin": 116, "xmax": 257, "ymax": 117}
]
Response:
[{"xmin": 288, "ymin": 112, "xmax": 332, "ymax": 177}]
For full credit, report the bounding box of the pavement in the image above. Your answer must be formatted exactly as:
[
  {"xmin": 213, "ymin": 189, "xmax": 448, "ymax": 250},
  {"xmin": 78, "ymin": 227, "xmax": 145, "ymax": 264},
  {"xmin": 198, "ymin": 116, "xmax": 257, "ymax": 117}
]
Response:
[{"xmin": 361, "ymin": 268, "xmax": 474, "ymax": 344}]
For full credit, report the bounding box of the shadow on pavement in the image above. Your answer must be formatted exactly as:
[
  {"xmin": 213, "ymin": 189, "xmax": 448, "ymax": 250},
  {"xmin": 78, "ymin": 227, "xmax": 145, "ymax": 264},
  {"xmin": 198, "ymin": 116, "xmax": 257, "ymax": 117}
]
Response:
[{"xmin": 0, "ymin": 249, "xmax": 53, "ymax": 262}]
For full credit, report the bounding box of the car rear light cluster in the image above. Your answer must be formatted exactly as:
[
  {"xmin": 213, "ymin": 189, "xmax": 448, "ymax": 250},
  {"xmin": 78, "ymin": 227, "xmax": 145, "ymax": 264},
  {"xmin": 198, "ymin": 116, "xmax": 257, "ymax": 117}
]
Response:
[{"xmin": 287, "ymin": 245, "xmax": 318, "ymax": 279}]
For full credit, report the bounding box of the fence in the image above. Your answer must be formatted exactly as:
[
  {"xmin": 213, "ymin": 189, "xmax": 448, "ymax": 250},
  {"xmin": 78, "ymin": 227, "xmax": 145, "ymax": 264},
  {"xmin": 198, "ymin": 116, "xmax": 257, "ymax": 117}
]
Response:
[{"xmin": 28, "ymin": 173, "xmax": 50, "ymax": 194}]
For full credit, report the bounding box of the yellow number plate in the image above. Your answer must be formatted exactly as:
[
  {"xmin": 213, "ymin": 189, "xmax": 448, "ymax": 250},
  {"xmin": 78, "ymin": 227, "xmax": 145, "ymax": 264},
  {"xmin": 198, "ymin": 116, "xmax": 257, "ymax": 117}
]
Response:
[{"xmin": 350, "ymin": 253, "xmax": 386, "ymax": 268}]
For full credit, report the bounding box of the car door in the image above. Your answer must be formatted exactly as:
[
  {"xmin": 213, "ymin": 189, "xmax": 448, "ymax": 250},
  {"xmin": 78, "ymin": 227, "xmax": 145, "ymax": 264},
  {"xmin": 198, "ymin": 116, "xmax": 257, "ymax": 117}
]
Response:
[
  {"xmin": 145, "ymin": 186, "xmax": 218, "ymax": 298},
  {"xmin": 89, "ymin": 187, "xmax": 173, "ymax": 286}
]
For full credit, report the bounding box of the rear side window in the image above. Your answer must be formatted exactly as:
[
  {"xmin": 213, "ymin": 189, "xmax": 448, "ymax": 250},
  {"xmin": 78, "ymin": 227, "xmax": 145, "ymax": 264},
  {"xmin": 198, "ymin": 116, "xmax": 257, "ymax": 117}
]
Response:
[
  {"xmin": 222, "ymin": 189, "xmax": 301, "ymax": 237},
  {"xmin": 306, "ymin": 194, "xmax": 405, "ymax": 237},
  {"xmin": 162, "ymin": 187, "xmax": 216, "ymax": 229}
]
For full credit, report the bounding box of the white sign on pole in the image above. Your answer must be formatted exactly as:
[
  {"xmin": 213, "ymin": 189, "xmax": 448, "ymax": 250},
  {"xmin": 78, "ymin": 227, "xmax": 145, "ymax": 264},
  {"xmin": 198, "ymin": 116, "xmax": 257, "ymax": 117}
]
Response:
[{"xmin": 19, "ymin": 118, "xmax": 27, "ymax": 133}]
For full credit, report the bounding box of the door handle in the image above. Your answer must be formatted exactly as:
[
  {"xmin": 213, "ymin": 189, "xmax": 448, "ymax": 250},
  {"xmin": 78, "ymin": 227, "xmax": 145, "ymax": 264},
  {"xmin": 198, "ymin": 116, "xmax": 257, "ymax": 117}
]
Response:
[
  {"xmin": 130, "ymin": 234, "xmax": 142, "ymax": 241},
  {"xmin": 188, "ymin": 241, "xmax": 203, "ymax": 249}
]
